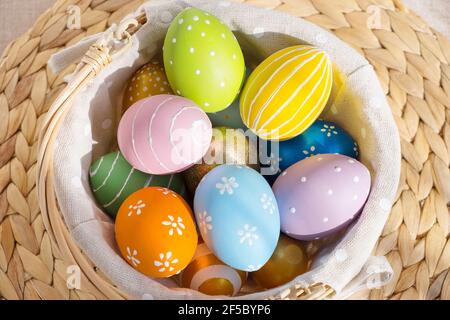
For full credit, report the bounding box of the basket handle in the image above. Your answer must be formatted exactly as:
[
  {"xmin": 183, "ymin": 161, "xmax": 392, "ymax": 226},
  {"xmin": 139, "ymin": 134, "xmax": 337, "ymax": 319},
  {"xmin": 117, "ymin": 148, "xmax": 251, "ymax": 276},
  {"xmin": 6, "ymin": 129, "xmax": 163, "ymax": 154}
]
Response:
[{"xmin": 35, "ymin": 16, "xmax": 146, "ymax": 286}]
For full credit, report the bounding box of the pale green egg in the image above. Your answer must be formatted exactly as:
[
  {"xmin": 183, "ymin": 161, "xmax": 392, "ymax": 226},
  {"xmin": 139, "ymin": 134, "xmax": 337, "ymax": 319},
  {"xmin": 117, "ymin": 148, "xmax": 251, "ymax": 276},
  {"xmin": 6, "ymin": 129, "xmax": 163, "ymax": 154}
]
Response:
[{"xmin": 163, "ymin": 8, "xmax": 246, "ymax": 113}]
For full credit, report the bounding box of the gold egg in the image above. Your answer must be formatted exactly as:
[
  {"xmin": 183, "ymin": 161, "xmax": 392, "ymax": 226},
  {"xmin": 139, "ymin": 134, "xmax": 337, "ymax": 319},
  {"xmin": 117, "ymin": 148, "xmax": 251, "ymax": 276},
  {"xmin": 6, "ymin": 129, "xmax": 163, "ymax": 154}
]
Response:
[
  {"xmin": 180, "ymin": 241, "xmax": 247, "ymax": 296},
  {"xmin": 122, "ymin": 60, "xmax": 172, "ymax": 111},
  {"xmin": 251, "ymin": 235, "xmax": 309, "ymax": 289},
  {"xmin": 183, "ymin": 126, "xmax": 259, "ymax": 195}
]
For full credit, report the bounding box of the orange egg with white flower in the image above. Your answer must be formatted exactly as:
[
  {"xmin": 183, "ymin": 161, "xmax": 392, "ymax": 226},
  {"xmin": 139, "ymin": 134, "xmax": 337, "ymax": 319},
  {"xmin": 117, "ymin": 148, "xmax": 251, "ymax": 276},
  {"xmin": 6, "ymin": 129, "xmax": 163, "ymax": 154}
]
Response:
[{"xmin": 115, "ymin": 187, "xmax": 197, "ymax": 278}]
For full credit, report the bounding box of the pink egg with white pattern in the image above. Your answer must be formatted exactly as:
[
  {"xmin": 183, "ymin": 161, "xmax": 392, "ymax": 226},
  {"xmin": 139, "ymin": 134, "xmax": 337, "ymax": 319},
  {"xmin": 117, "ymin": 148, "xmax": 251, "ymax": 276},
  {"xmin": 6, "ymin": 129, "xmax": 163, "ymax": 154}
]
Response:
[
  {"xmin": 118, "ymin": 94, "xmax": 212, "ymax": 175},
  {"xmin": 273, "ymin": 154, "xmax": 371, "ymax": 241}
]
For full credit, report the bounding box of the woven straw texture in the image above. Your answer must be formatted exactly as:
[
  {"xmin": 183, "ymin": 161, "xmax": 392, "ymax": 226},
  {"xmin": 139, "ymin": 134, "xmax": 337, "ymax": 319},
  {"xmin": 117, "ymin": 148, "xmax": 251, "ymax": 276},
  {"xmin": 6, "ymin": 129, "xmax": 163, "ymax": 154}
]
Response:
[{"xmin": 0, "ymin": 0, "xmax": 449, "ymax": 300}]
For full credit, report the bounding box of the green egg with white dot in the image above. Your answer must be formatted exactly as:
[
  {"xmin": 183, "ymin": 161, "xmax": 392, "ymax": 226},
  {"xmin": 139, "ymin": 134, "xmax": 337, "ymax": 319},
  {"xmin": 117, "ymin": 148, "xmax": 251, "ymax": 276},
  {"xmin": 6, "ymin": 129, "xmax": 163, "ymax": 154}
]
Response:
[
  {"xmin": 163, "ymin": 8, "xmax": 246, "ymax": 113},
  {"xmin": 89, "ymin": 151, "xmax": 187, "ymax": 219}
]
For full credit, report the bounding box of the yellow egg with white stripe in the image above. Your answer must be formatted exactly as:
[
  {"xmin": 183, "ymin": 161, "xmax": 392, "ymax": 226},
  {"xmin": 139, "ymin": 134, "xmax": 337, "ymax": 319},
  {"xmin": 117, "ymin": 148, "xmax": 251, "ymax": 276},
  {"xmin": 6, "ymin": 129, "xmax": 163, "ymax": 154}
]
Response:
[
  {"xmin": 240, "ymin": 45, "xmax": 333, "ymax": 140},
  {"xmin": 180, "ymin": 241, "xmax": 247, "ymax": 296}
]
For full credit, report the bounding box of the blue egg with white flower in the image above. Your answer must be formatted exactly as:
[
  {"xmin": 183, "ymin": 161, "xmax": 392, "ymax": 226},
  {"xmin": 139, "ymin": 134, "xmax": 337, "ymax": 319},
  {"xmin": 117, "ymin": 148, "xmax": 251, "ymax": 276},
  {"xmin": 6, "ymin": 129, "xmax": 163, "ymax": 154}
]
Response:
[
  {"xmin": 262, "ymin": 119, "xmax": 359, "ymax": 184},
  {"xmin": 194, "ymin": 164, "xmax": 280, "ymax": 272}
]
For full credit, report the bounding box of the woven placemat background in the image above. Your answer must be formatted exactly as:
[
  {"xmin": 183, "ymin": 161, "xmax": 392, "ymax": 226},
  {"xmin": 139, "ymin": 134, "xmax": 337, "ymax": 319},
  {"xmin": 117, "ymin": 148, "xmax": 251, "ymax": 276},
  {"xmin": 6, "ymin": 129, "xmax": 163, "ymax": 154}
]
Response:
[
  {"xmin": 0, "ymin": 0, "xmax": 449, "ymax": 300},
  {"xmin": 0, "ymin": 1, "xmax": 52, "ymax": 54}
]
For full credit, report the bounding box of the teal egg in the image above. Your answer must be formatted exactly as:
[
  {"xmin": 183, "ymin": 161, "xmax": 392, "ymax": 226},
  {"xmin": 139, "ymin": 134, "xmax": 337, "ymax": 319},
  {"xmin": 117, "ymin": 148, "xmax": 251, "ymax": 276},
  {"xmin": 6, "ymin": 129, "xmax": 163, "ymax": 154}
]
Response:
[
  {"xmin": 89, "ymin": 151, "xmax": 187, "ymax": 219},
  {"xmin": 207, "ymin": 98, "xmax": 245, "ymax": 129},
  {"xmin": 163, "ymin": 8, "xmax": 245, "ymax": 113}
]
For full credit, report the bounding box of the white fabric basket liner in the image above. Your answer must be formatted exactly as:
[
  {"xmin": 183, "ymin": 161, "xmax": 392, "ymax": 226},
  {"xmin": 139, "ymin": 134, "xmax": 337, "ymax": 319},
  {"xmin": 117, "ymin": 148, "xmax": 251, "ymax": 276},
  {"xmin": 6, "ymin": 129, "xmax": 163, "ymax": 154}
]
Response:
[{"xmin": 51, "ymin": 0, "xmax": 401, "ymax": 299}]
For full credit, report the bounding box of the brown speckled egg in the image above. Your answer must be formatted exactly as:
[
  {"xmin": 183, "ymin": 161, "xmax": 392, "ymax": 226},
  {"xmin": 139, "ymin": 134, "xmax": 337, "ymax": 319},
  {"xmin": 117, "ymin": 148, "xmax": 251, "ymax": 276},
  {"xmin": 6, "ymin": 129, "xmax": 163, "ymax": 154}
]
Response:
[{"xmin": 122, "ymin": 60, "xmax": 173, "ymax": 111}]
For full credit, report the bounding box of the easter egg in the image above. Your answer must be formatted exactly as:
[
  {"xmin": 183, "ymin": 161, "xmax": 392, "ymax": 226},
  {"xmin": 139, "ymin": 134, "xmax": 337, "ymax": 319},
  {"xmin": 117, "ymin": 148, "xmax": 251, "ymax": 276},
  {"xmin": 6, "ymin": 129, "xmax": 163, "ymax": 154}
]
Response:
[
  {"xmin": 183, "ymin": 127, "xmax": 259, "ymax": 195},
  {"xmin": 251, "ymin": 235, "xmax": 308, "ymax": 289},
  {"xmin": 273, "ymin": 154, "xmax": 371, "ymax": 240},
  {"xmin": 118, "ymin": 94, "xmax": 212, "ymax": 175},
  {"xmin": 163, "ymin": 8, "xmax": 245, "ymax": 113},
  {"xmin": 263, "ymin": 119, "xmax": 359, "ymax": 183},
  {"xmin": 240, "ymin": 45, "xmax": 333, "ymax": 140},
  {"xmin": 89, "ymin": 151, "xmax": 187, "ymax": 218},
  {"xmin": 115, "ymin": 187, "xmax": 197, "ymax": 277},
  {"xmin": 180, "ymin": 239, "xmax": 247, "ymax": 296},
  {"xmin": 194, "ymin": 165, "xmax": 280, "ymax": 271},
  {"xmin": 207, "ymin": 68, "xmax": 252, "ymax": 129},
  {"xmin": 122, "ymin": 60, "xmax": 172, "ymax": 111},
  {"xmin": 207, "ymin": 95, "xmax": 245, "ymax": 129}
]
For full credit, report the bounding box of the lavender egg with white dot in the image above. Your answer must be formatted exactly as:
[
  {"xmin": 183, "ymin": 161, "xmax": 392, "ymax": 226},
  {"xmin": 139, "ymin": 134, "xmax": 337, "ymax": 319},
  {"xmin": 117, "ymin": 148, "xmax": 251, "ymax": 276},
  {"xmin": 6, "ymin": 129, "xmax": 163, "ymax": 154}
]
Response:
[
  {"xmin": 272, "ymin": 154, "xmax": 371, "ymax": 240},
  {"xmin": 263, "ymin": 119, "xmax": 359, "ymax": 184}
]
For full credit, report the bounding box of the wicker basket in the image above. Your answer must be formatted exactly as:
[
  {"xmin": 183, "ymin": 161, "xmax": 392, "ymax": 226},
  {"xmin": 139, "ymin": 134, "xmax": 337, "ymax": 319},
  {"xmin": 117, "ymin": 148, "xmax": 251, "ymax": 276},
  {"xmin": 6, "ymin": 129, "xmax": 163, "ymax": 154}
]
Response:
[{"xmin": 0, "ymin": 0, "xmax": 449, "ymax": 300}]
